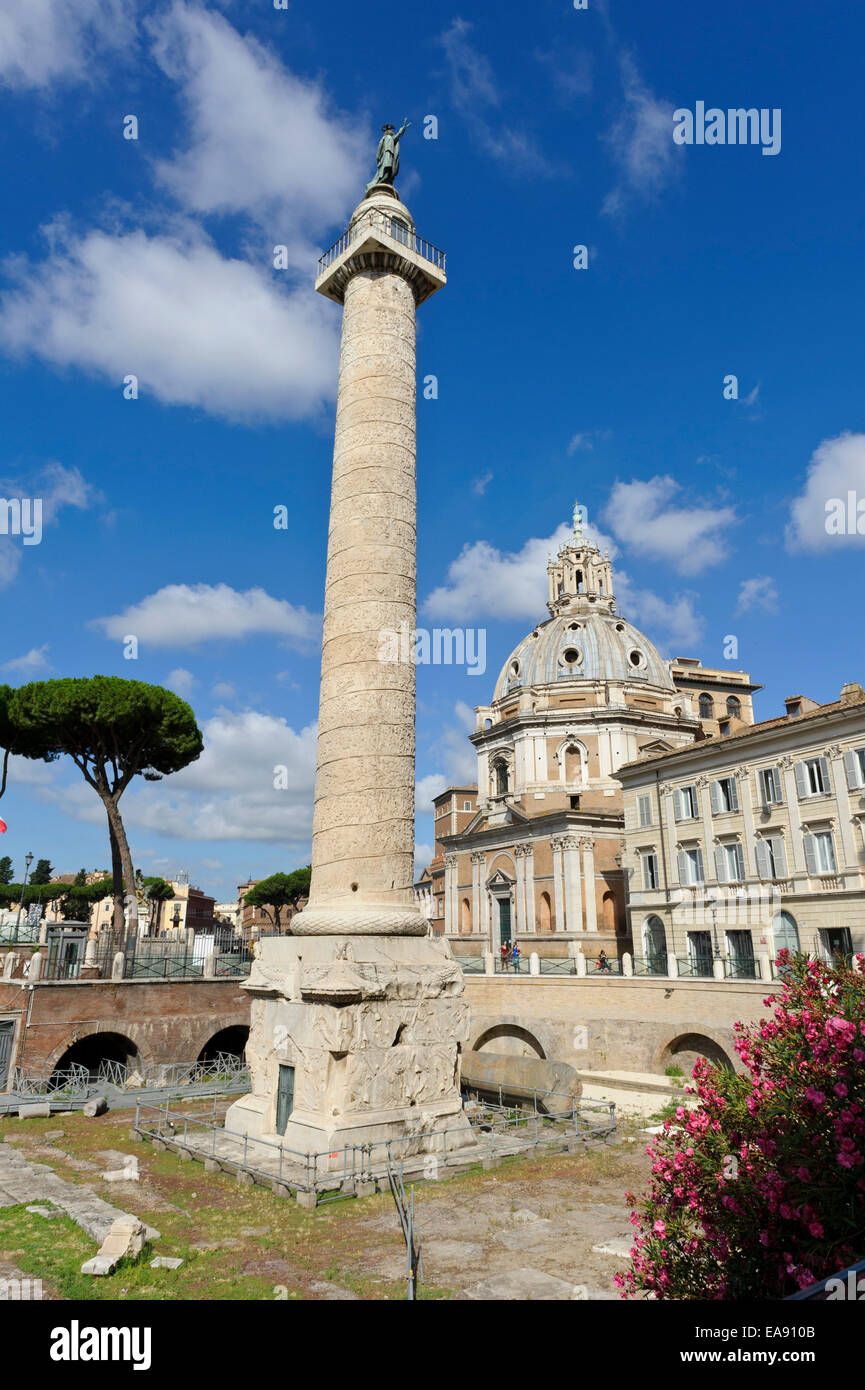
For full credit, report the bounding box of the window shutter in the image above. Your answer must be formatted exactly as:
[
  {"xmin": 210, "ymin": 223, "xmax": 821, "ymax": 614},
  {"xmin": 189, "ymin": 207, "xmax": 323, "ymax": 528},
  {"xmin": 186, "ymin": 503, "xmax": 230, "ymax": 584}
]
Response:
[
  {"xmin": 694, "ymin": 847, "xmax": 705, "ymax": 883},
  {"xmin": 771, "ymin": 767, "xmax": 782, "ymax": 802},
  {"xmin": 825, "ymin": 834, "xmax": 837, "ymax": 874},
  {"xmin": 714, "ymin": 845, "xmax": 728, "ymax": 883},
  {"xmin": 844, "ymin": 750, "xmax": 860, "ymax": 790},
  {"xmin": 755, "ymin": 839, "xmax": 769, "ymax": 879},
  {"xmin": 674, "ymin": 789, "xmax": 685, "ymax": 822},
  {"xmin": 818, "ymin": 756, "xmax": 831, "ymax": 793},
  {"xmin": 729, "ymin": 780, "xmax": 740, "ymax": 812},
  {"xmin": 735, "ymin": 842, "xmax": 745, "ymax": 880},
  {"xmin": 803, "ymin": 834, "xmax": 818, "ymax": 876},
  {"xmin": 794, "ymin": 762, "xmax": 809, "ymax": 799},
  {"xmin": 773, "ymin": 837, "xmax": 788, "ymax": 879},
  {"xmin": 677, "ymin": 850, "xmax": 688, "ymax": 884},
  {"xmin": 709, "ymin": 781, "xmax": 721, "ymax": 815}
]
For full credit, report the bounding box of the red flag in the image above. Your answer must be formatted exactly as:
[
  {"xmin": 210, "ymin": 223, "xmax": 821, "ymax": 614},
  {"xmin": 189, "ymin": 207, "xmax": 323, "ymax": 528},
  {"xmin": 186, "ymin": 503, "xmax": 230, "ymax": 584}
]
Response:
[{"xmin": 0, "ymin": 820, "xmax": 6, "ymax": 833}]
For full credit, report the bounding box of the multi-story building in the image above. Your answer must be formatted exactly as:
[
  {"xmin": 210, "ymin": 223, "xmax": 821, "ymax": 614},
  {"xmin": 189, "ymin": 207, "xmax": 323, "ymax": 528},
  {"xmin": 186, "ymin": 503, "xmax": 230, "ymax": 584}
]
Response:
[
  {"xmin": 618, "ymin": 682, "xmax": 865, "ymax": 977},
  {"xmin": 421, "ymin": 506, "xmax": 757, "ymax": 963}
]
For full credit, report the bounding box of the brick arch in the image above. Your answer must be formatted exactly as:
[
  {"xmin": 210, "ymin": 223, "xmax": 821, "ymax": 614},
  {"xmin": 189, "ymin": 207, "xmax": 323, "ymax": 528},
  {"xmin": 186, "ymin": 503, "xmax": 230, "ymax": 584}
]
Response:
[
  {"xmin": 47, "ymin": 1028, "xmax": 152, "ymax": 1077},
  {"xmin": 658, "ymin": 1030, "xmax": 735, "ymax": 1073},
  {"xmin": 470, "ymin": 1013, "xmax": 554, "ymax": 1061}
]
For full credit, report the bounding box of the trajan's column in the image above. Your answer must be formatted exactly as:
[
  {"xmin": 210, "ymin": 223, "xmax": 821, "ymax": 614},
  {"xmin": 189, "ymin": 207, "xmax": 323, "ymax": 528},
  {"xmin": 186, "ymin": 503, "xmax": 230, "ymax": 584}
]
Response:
[{"xmin": 228, "ymin": 123, "xmax": 476, "ymax": 1162}]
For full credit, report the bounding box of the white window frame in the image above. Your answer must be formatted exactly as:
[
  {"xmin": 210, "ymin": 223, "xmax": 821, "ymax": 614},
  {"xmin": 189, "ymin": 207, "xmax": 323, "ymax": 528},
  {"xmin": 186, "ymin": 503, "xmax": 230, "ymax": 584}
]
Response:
[
  {"xmin": 758, "ymin": 766, "xmax": 783, "ymax": 806},
  {"xmin": 642, "ymin": 852, "xmax": 660, "ymax": 891},
  {"xmin": 637, "ymin": 793, "xmax": 653, "ymax": 828}
]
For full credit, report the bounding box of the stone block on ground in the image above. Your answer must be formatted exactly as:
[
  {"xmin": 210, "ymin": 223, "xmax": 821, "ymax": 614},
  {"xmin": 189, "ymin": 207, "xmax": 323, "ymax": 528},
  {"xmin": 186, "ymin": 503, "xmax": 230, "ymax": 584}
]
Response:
[
  {"xmin": 150, "ymin": 1257, "xmax": 183, "ymax": 1270},
  {"xmin": 591, "ymin": 1237, "xmax": 634, "ymax": 1258},
  {"xmin": 81, "ymin": 1255, "xmax": 117, "ymax": 1277},
  {"xmin": 44, "ymin": 1131, "xmax": 65, "ymax": 1142},
  {"xmin": 83, "ymin": 1097, "xmax": 108, "ymax": 1118},
  {"xmin": 26, "ymin": 1204, "xmax": 60, "ymax": 1219},
  {"xmin": 459, "ymin": 1268, "xmax": 587, "ymax": 1301},
  {"xmin": 97, "ymin": 1215, "xmax": 147, "ymax": 1262},
  {"xmin": 18, "ymin": 1104, "xmax": 51, "ymax": 1120}
]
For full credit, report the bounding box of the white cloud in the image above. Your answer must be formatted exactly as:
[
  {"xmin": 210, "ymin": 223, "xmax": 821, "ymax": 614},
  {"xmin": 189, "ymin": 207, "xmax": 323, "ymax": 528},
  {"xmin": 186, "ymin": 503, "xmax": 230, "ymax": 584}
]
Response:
[
  {"xmin": 602, "ymin": 53, "xmax": 681, "ymax": 219},
  {"xmin": 602, "ymin": 476, "xmax": 737, "ymax": 575},
  {"xmin": 422, "ymin": 701, "xmax": 478, "ymax": 790},
  {"xmin": 736, "ymin": 575, "xmax": 779, "ymax": 614},
  {"xmin": 567, "ymin": 429, "xmax": 611, "ymax": 455},
  {"xmin": 0, "ymin": 462, "xmax": 99, "ymax": 591},
  {"xmin": 1, "ymin": 645, "xmax": 51, "ymax": 676},
  {"xmin": 615, "ymin": 573, "xmax": 704, "ymax": 653},
  {"xmin": 92, "ymin": 583, "xmax": 318, "ymax": 649},
  {"xmin": 472, "ymin": 470, "xmax": 493, "ymax": 497},
  {"xmin": 416, "ymin": 773, "xmax": 447, "ymax": 815},
  {"xmin": 438, "ymin": 18, "xmax": 553, "ymax": 176},
  {"xmin": 0, "ymin": 223, "xmax": 339, "ymax": 423},
  {"xmin": 423, "ymin": 524, "xmax": 573, "ymax": 622},
  {"xmin": 211, "ymin": 681, "xmax": 236, "ymax": 700},
  {"xmin": 32, "ymin": 710, "xmax": 319, "ymax": 846},
  {"xmin": 148, "ymin": 3, "xmax": 367, "ymax": 252},
  {"xmin": 0, "ymin": 0, "xmax": 136, "ymax": 90},
  {"xmin": 786, "ymin": 432, "xmax": 865, "ymax": 552},
  {"xmin": 165, "ymin": 667, "xmax": 196, "ymax": 698},
  {"xmin": 413, "ymin": 843, "xmax": 434, "ymax": 879}
]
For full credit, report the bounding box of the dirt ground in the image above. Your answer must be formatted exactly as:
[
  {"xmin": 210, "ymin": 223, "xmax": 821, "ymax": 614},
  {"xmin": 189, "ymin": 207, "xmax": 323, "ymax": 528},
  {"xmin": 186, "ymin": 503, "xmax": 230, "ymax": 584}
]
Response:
[{"xmin": 0, "ymin": 1104, "xmax": 655, "ymax": 1300}]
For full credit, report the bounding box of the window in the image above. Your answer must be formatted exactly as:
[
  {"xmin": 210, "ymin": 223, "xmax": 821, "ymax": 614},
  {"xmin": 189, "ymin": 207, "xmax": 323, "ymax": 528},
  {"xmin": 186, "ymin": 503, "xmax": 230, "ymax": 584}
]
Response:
[
  {"xmin": 492, "ymin": 760, "xmax": 509, "ymax": 796},
  {"xmin": 677, "ymin": 846, "xmax": 705, "ymax": 885},
  {"xmin": 463, "ymin": 801, "xmax": 471, "ymax": 811},
  {"xmin": 844, "ymin": 748, "xmax": 865, "ymax": 790},
  {"xmin": 673, "ymin": 785, "xmax": 698, "ymax": 821},
  {"xmin": 758, "ymin": 766, "xmax": 783, "ymax": 806},
  {"xmin": 795, "ymin": 757, "xmax": 831, "ymax": 797},
  {"xmin": 698, "ymin": 693, "xmax": 714, "ymax": 719},
  {"xmin": 804, "ymin": 830, "xmax": 837, "ymax": 876},
  {"xmin": 726, "ymin": 695, "xmax": 742, "ymax": 719},
  {"xmin": 755, "ymin": 835, "xmax": 787, "ymax": 881},
  {"xmin": 714, "ymin": 841, "xmax": 745, "ymax": 883},
  {"xmin": 637, "ymin": 793, "xmax": 653, "ymax": 828},
  {"xmin": 710, "ymin": 777, "xmax": 739, "ymax": 814},
  {"xmin": 642, "ymin": 852, "xmax": 660, "ymax": 890}
]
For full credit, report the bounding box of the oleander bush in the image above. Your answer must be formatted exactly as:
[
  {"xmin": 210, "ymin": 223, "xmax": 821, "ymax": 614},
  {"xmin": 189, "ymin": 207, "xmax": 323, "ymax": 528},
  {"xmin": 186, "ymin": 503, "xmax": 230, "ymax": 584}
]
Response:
[{"xmin": 617, "ymin": 951, "xmax": 865, "ymax": 1299}]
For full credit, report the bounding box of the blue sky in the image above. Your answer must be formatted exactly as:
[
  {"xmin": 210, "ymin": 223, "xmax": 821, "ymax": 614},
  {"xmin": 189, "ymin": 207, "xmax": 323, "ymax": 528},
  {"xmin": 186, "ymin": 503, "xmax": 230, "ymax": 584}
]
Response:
[{"xmin": 1, "ymin": 0, "xmax": 863, "ymax": 901}]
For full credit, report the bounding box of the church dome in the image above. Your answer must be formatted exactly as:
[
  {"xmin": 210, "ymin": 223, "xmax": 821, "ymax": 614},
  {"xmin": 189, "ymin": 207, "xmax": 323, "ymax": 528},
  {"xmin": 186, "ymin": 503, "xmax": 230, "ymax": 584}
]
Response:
[
  {"xmin": 493, "ymin": 610, "xmax": 675, "ymax": 701},
  {"xmin": 492, "ymin": 505, "xmax": 675, "ymax": 701}
]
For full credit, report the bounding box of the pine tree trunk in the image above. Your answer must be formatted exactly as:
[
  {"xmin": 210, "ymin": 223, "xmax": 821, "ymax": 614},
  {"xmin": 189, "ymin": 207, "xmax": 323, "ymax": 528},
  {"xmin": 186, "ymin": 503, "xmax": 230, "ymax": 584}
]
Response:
[
  {"xmin": 108, "ymin": 815, "xmax": 124, "ymax": 938},
  {"xmin": 101, "ymin": 795, "xmax": 138, "ymax": 950}
]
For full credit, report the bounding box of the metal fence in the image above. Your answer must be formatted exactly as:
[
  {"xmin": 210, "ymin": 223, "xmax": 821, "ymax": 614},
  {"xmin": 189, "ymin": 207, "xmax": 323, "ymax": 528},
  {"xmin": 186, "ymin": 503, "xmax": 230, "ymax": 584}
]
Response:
[
  {"xmin": 1, "ymin": 1052, "xmax": 250, "ymax": 1114},
  {"xmin": 318, "ymin": 210, "xmax": 446, "ymax": 274},
  {"xmin": 132, "ymin": 1087, "xmax": 617, "ymax": 1201}
]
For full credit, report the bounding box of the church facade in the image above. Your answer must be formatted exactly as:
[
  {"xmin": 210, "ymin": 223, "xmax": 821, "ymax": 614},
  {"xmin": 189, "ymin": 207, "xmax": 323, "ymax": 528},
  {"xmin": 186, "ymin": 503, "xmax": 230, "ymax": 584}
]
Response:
[{"xmin": 420, "ymin": 509, "xmax": 759, "ymax": 964}]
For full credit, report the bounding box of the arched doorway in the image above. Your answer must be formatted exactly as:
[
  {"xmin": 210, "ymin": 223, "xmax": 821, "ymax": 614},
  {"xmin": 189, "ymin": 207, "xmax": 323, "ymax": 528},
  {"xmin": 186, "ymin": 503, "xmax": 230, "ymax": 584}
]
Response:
[
  {"xmin": 197, "ymin": 1025, "xmax": 249, "ymax": 1064},
  {"xmin": 772, "ymin": 910, "xmax": 800, "ymax": 956},
  {"xmin": 52, "ymin": 1031, "xmax": 140, "ymax": 1084},
  {"xmin": 474, "ymin": 1024, "xmax": 545, "ymax": 1059},
  {"xmin": 643, "ymin": 915, "xmax": 667, "ymax": 974},
  {"xmin": 460, "ymin": 897, "xmax": 472, "ymax": 934},
  {"xmin": 663, "ymin": 1032, "xmax": 733, "ymax": 1074}
]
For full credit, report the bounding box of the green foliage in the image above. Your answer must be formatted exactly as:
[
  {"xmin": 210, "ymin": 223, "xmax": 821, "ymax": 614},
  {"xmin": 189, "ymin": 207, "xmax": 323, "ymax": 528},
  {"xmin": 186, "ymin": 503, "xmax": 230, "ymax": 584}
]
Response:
[
  {"xmin": 0, "ymin": 855, "xmax": 12, "ymax": 884},
  {"xmin": 243, "ymin": 867, "xmax": 310, "ymax": 930},
  {"xmin": 73, "ymin": 868, "xmax": 88, "ymax": 886},
  {"xmin": 29, "ymin": 858, "xmax": 53, "ymax": 885},
  {"xmin": 9, "ymin": 676, "xmax": 203, "ymax": 790}
]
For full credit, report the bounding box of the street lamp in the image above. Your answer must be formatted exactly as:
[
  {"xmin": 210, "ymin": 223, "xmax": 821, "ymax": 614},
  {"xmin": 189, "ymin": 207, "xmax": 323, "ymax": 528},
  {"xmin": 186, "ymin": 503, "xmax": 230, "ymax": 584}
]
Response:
[{"xmin": 14, "ymin": 851, "xmax": 34, "ymax": 942}]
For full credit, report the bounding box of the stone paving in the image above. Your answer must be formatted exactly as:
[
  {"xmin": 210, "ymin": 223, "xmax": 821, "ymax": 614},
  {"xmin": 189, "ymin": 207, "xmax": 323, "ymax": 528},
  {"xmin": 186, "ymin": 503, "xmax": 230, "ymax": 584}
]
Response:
[{"xmin": 0, "ymin": 1139, "xmax": 158, "ymax": 1246}]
